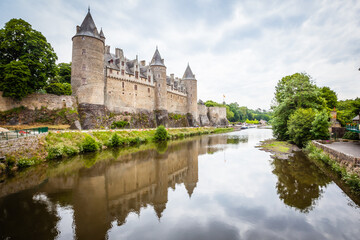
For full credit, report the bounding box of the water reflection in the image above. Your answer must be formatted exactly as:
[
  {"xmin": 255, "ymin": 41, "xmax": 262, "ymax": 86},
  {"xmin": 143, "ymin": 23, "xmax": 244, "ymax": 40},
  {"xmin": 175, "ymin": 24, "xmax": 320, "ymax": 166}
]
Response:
[
  {"xmin": 1, "ymin": 130, "xmax": 360, "ymax": 240},
  {"xmin": 271, "ymin": 151, "xmax": 331, "ymax": 213}
]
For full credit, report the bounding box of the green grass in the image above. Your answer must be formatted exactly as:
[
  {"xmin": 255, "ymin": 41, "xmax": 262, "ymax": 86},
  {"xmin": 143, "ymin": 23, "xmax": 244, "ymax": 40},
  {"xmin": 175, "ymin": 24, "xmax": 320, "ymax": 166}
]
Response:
[{"xmin": 259, "ymin": 140, "xmax": 292, "ymax": 153}]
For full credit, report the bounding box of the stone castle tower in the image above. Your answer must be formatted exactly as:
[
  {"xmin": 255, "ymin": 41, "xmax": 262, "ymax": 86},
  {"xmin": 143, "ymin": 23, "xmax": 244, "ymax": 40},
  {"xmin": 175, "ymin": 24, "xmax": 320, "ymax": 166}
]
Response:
[
  {"xmin": 71, "ymin": 8, "xmax": 105, "ymax": 105},
  {"xmin": 183, "ymin": 64, "xmax": 198, "ymax": 123},
  {"xmin": 150, "ymin": 47, "xmax": 167, "ymax": 111}
]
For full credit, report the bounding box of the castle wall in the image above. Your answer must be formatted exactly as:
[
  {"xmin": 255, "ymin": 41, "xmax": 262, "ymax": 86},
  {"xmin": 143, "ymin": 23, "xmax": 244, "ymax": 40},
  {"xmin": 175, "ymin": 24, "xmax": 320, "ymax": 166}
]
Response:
[
  {"xmin": 0, "ymin": 92, "xmax": 76, "ymax": 111},
  {"xmin": 105, "ymin": 74, "xmax": 155, "ymax": 113},
  {"xmin": 166, "ymin": 90, "xmax": 188, "ymax": 114},
  {"xmin": 208, "ymin": 107, "xmax": 228, "ymax": 125}
]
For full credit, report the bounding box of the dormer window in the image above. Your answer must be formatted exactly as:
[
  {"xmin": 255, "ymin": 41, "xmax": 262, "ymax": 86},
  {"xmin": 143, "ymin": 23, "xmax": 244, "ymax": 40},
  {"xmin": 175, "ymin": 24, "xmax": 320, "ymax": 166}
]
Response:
[
  {"xmin": 135, "ymin": 71, "xmax": 139, "ymax": 79},
  {"xmin": 110, "ymin": 69, "xmax": 113, "ymax": 74},
  {"xmin": 148, "ymin": 76, "xmax": 151, "ymax": 82},
  {"xmin": 121, "ymin": 70, "xmax": 124, "ymax": 75},
  {"xmin": 121, "ymin": 61, "xmax": 124, "ymax": 66}
]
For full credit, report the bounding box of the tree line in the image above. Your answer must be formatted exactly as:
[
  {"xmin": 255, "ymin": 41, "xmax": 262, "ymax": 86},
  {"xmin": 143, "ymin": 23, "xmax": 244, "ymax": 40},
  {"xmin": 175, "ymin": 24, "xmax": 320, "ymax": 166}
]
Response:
[{"xmin": 0, "ymin": 18, "xmax": 71, "ymax": 100}]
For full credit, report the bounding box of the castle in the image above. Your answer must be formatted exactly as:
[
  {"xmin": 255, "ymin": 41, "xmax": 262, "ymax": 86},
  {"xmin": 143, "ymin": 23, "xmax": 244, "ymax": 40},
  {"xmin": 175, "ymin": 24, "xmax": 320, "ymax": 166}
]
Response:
[{"xmin": 71, "ymin": 9, "xmax": 227, "ymax": 127}]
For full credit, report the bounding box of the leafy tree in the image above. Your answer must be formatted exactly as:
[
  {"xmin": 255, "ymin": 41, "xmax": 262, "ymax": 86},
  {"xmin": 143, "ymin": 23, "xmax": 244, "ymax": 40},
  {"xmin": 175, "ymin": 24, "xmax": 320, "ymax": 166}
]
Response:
[
  {"xmin": 288, "ymin": 108, "xmax": 316, "ymax": 147},
  {"xmin": 272, "ymin": 73, "xmax": 325, "ymax": 140},
  {"xmin": 56, "ymin": 63, "xmax": 71, "ymax": 83},
  {"xmin": 45, "ymin": 82, "xmax": 72, "ymax": 95},
  {"xmin": 311, "ymin": 110, "xmax": 330, "ymax": 140},
  {"xmin": 336, "ymin": 98, "xmax": 360, "ymax": 126},
  {"xmin": 0, "ymin": 18, "xmax": 57, "ymax": 100},
  {"xmin": 153, "ymin": 125, "xmax": 168, "ymax": 142},
  {"xmin": 320, "ymin": 86, "xmax": 337, "ymax": 109},
  {"xmin": 1, "ymin": 61, "xmax": 31, "ymax": 100}
]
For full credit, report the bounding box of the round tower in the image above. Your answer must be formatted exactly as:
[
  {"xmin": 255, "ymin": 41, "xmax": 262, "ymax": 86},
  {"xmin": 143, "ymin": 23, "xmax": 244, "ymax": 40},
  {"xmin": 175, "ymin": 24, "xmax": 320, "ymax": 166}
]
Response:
[
  {"xmin": 71, "ymin": 9, "xmax": 105, "ymax": 105},
  {"xmin": 183, "ymin": 64, "xmax": 198, "ymax": 124},
  {"xmin": 150, "ymin": 47, "xmax": 167, "ymax": 111}
]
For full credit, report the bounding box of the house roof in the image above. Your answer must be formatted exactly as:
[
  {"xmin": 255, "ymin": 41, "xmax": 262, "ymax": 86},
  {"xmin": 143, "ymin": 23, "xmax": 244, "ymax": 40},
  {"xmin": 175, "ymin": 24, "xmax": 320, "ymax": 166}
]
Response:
[
  {"xmin": 150, "ymin": 47, "xmax": 165, "ymax": 66},
  {"xmin": 182, "ymin": 64, "xmax": 196, "ymax": 80},
  {"xmin": 74, "ymin": 9, "xmax": 102, "ymax": 40}
]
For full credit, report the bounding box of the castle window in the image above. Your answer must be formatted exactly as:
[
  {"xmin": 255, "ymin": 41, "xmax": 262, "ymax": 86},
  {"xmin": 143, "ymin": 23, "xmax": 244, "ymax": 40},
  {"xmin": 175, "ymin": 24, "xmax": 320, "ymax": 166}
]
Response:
[
  {"xmin": 148, "ymin": 76, "xmax": 151, "ymax": 82},
  {"xmin": 82, "ymin": 49, "xmax": 86, "ymax": 55},
  {"xmin": 148, "ymin": 88, "xmax": 150, "ymax": 93},
  {"xmin": 82, "ymin": 65, "xmax": 86, "ymax": 70},
  {"xmin": 110, "ymin": 69, "xmax": 113, "ymax": 74},
  {"xmin": 121, "ymin": 70, "xmax": 124, "ymax": 75},
  {"xmin": 135, "ymin": 71, "xmax": 139, "ymax": 79},
  {"xmin": 121, "ymin": 61, "xmax": 124, "ymax": 66},
  {"xmin": 122, "ymin": 82, "xmax": 124, "ymax": 88},
  {"xmin": 82, "ymin": 78, "xmax": 87, "ymax": 85},
  {"xmin": 134, "ymin": 85, "xmax": 137, "ymax": 90},
  {"xmin": 117, "ymin": 71, "xmax": 119, "ymax": 75}
]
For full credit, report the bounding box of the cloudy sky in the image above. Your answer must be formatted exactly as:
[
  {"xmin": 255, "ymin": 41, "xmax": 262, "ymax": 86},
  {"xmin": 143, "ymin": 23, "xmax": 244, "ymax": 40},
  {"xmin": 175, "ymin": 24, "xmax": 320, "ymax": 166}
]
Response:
[{"xmin": 1, "ymin": 0, "xmax": 359, "ymax": 109}]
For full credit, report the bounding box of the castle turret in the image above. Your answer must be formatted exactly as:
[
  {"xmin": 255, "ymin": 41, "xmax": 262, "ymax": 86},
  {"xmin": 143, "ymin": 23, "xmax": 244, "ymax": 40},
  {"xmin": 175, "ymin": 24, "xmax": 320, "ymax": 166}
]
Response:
[
  {"xmin": 183, "ymin": 64, "xmax": 198, "ymax": 124},
  {"xmin": 150, "ymin": 47, "xmax": 167, "ymax": 111},
  {"xmin": 71, "ymin": 8, "xmax": 105, "ymax": 105}
]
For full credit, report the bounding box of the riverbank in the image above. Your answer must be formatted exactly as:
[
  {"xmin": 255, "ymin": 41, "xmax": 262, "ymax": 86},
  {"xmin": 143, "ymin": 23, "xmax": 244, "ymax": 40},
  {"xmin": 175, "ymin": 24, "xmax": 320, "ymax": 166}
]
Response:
[
  {"xmin": 257, "ymin": 139, "xmax": 360, "ymax": 195},
  {"xmin": 0, "ymin": 127, "xmax": 233, "ymax": 177}
]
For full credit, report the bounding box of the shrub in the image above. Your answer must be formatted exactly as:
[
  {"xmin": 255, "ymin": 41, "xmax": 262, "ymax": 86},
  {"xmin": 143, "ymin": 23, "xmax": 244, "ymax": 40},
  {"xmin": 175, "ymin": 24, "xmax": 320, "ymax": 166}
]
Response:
[
  {"xmin": 109, "ymin": 133, "xmax": 121, "ymax": 147},
  {"xmin": 17, "ymin": 158, "xmax": 36, "ymax": 169},
  {"xmin": 153, "ymin": 125, "xmax": 168, "ymax": 142},
  {"xmin": 343, "ymin": 131, "xmax": 360, "ymax": 140},
  {"xmin": 81, "ymin": 135, "xmax": 100, "ymax": 152},
  {"xmin": 47, "ymin": 145, "xmax": 64, "ymax": 159},
  {"xmin": 111, "ymin": 120, "xmax": 129, "ymax": 129},
  {"xmin": 45, "ymin": 82, "xmax": 72, "ymax": 95}
]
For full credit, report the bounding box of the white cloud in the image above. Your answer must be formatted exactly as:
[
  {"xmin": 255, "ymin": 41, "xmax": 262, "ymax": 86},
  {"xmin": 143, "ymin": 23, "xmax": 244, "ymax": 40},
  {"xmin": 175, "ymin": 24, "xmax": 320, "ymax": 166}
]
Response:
[{"xmin": 0, "ymin": 0, "xmax": 359, "ymax": 109}]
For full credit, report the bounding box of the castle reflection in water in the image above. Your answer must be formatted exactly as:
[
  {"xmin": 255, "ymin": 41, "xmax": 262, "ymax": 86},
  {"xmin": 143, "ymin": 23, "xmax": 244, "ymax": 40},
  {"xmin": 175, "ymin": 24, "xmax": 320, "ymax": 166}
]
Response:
[{"xmin": 33, "ymin": 135, "xmax": 241, "ymax": 239}]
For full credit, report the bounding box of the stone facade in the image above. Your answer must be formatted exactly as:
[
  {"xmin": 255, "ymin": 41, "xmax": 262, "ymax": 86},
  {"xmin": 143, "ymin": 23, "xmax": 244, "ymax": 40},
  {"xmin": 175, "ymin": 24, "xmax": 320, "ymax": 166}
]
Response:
[
  {"xmin": 0, "ymin": 92, "xmax": 76, "ymax": 112},
  {"xmin": 71, "ymin": 9, "xmax": 227, "ymax": 127}
]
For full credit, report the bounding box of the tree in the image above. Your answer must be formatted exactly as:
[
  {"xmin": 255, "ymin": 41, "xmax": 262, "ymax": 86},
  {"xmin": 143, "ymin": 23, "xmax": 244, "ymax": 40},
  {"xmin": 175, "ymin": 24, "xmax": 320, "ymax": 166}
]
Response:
[
  {"xmin": 45, "ymin": 82, "xmax": 72, "ymax": 96},
  {"xmin": 311, "ymin": 110, "xmax": 330, "ymax": 140},
  {"xmin": 287, "ymin": 108, "xmax": 316, "ymax": 147},
  {"xmin": 0, "ymin": 18, "xmax": 57, "ymax": 100},
  {"xmin": 272, "ymin": 73, "xmax": 325, "ymax": 141},
  {"xmin": 320, "ymin": 86, "xmax": 337, "ymax": 109},
  {"xmin": 56, "ymin": 63, "xmax": 71, "ymax": 83}
]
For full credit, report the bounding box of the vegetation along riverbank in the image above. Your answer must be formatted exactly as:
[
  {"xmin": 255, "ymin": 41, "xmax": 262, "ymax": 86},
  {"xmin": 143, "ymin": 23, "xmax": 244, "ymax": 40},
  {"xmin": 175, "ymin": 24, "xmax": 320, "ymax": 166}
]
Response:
[
  {"xmin": 258, "ymin": 139, "xmax": 360, "ymax": 195},
  {"xmin": 0, "ymin": 127, "xmax": 233, "ymax": 177}
]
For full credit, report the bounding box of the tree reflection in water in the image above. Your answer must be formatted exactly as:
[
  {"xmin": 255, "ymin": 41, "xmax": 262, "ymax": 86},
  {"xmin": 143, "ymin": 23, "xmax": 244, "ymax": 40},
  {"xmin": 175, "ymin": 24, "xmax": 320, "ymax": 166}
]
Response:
[{"xmin": 271, "ymin": 151, "xmax": 331, "ymax": 213}]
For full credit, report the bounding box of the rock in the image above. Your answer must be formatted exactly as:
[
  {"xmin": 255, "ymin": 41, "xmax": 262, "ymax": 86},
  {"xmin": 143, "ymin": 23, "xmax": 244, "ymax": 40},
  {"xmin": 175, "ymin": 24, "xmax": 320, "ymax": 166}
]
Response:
[{"xmin": 70, "ymin": 120, "xmax": 82, "ymax": 130}]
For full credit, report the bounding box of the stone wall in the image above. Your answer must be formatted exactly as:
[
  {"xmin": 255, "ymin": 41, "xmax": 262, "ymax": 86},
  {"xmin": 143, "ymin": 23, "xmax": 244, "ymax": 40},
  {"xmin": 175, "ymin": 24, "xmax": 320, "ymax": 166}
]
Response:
[
  {"xmin": 312, "ymin": 140, "xmax": 360, "ymax": 170},
  {"xmin": 208, "ymin": 107, "xmax": 228, "ymax": 126},
  {"xmin": 106, "ymin": 77, "xmax": 156, "ymax": 113},
  {"xmin": 0, "ymin": 133, "xmax": 47, "ymax": 159},
  {"xmin": 0, "ymin": 92, "xmax": 76, "ymax": 112},
  {"xmin": 197, "ymin": 104, "xmax": 210, "ymax": 126},
  {"xmin": 166, "ymin": 91, "xmax": 187, "ymax": 114}
]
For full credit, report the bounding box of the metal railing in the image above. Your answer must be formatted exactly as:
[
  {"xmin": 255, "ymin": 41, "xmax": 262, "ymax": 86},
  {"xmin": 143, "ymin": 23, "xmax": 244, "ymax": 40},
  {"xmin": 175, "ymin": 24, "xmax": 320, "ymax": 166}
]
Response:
[
  {"xmin": 0, "ymin": 127, "xmax": 48, "ymax": 141},
  {"xmin": 346, "ymin": 124, "xmax": 360, "ymax": 133}
]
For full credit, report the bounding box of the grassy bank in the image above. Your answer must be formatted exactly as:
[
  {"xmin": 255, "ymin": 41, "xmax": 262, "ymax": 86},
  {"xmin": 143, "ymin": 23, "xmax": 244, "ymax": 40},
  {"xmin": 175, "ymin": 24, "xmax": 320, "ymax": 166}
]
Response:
[
  {"xmin": 257, "ymin": 139, "xmax": 299, "ymax": 159},
  {"xmin": 1, "ymin": 127, "xmax": 232, "ymax": 175},
  {"xmin": 304, "ymin": 142, "xmax": 360, "ymax": 194}
]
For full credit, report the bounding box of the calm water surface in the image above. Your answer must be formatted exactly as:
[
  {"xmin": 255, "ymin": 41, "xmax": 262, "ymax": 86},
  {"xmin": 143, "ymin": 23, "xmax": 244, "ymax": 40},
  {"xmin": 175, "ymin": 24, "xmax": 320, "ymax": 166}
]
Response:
[{"xmin": 1, "ymin": 129, "xmax": 360, "ymax": 239}]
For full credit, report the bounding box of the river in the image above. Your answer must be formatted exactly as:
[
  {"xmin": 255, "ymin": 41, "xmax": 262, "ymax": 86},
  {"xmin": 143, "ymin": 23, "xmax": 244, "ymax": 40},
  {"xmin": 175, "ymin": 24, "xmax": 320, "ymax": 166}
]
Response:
[{"xmin": 0, "ymin": 129, "xmax": 359, "ymax": 239}]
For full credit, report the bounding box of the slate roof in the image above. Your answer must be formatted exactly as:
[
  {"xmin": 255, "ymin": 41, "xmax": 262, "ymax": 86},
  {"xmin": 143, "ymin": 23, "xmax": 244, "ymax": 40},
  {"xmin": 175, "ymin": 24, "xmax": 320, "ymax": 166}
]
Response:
[
  {"xmin": 74, "ymin": 9, "xmax": 102, "ymax": 40},
  {"xmin": 150, "ymin": 47, "xmax": 165, "ymax": 66},
  {"xmin": 183, "ymin": 64, "xmax": 196, "ymax": 80}
]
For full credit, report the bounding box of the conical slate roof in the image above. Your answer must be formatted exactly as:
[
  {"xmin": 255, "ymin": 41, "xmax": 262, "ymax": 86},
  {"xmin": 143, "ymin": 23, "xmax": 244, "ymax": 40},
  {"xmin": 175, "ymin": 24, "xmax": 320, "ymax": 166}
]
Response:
[
  {"xmin": 74, "ymin": 9, "xmax": 101, "ymax": 39},
  {"xmin": 150, "ymin": 47, "xmax": 165, "ymax": 66},
  {"xmin": 183, "ymin": 64, "xmax": 196, "ymax": 80},
  {"xmin": 99, "ymin": 28, "xmax": 105, "ymax": 39}
]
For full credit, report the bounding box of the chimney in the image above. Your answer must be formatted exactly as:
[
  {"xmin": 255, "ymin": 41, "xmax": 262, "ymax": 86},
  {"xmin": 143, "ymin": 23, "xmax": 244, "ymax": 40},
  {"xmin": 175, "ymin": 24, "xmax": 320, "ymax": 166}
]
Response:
[
  {"xmin": 170, "ymin": 74, "xmax": 174, "ymax": 80},
  {"xmin": 140, "ymin": 60, "xmax": 146, "ymax": 66},
  {"xmin": 115, "ymin": 48, "xmax": 123, "ymax": 58},
  {"xmin": 105, "ymin": 45, "xmax": 110, "ymax": 54},
  {"xmin": 76, "ymin": 25, "xmax": 80, "ymax": 33}
]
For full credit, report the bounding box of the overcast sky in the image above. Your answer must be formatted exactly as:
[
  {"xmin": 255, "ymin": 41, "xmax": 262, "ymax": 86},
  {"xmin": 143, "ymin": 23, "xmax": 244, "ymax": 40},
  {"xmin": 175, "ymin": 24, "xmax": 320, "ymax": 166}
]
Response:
[{"xmin": 1, "ymin": 0, "xmax": 359, "ymax": 109}]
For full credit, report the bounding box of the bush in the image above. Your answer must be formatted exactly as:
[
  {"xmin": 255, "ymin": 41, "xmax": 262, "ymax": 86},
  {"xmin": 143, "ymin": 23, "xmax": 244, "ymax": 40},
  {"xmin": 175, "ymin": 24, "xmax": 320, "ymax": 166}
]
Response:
[
  {"xmin": 311, "ymin": 110, "xmax": 330, "ymax": 140},
  {"xmin": 45, "ymin": 82, "xmax": 72, "ymax": 95},
  {"xmin": 17, "ymin": 158, "xmax": 36, "ymax": 169},
  {"xmin": 343, "ymin": 131, "xmax": 360, "ymax": 140},
  {"xmin": 109, "ymin": 133, "xmax": 121, "ymax": 147},
  {"xmin": 47, "ymin": 145, "xmax": 64, "ymax": 159},
  {"xmin": 153, "ymin": 125, "xmax": 168, "ymax": 142},
  {"xmin": 111, "ymin": 120, "xmax": 129, "ymax": 129},
  {"xmin": 81, "ymin": 135, "xmax": 100, "ymax": 152},
  {"xmin": 288, "ymin": 108, "xmax": 316, "ymax": 147}
]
